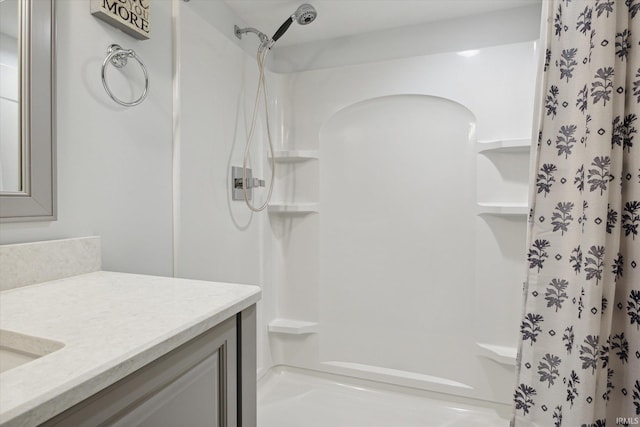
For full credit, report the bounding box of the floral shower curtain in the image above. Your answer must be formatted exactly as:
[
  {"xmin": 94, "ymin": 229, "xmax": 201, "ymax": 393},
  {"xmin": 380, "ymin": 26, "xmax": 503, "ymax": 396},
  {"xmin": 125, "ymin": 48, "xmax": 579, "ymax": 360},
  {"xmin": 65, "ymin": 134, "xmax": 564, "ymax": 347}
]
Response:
[{"xmin": 513, "ymin": 1, "xmax": 639, "ymax": 426}]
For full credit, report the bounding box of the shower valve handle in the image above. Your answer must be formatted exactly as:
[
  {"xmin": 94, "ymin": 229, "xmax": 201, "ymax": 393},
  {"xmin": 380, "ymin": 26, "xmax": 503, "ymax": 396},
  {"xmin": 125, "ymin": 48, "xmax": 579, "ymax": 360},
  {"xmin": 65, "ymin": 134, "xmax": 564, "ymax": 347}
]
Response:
[
  {"xmin": 234, "ymin": 177, "xmax": 265, "ymax": 189},
  {"xmin": 249, "ymin": 178, "xmax": 266, "ymax": 188}
]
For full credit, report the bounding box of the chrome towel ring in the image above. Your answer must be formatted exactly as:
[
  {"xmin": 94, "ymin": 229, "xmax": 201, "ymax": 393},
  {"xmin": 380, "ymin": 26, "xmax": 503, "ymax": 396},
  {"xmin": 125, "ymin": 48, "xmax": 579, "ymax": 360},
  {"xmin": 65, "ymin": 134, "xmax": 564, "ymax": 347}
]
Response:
[{"xmin": 101, "ymin": 44, "xmax": 149, "ymax": 107}]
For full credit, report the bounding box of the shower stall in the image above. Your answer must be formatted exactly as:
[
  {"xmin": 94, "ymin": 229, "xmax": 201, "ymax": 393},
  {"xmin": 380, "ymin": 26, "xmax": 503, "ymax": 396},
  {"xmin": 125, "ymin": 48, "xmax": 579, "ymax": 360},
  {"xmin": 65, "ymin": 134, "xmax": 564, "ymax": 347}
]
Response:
[{"xmin": 174, "ymin": 0, "xmax": 541, "ymax": 424}]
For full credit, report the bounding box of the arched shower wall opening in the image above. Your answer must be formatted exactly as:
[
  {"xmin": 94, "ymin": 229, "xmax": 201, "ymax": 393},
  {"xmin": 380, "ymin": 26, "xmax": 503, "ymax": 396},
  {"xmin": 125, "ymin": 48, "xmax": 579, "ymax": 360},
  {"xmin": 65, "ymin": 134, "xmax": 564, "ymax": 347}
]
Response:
[{"xmin": 320, "ymin": 94, "xmax": 478, "ymax": 393}]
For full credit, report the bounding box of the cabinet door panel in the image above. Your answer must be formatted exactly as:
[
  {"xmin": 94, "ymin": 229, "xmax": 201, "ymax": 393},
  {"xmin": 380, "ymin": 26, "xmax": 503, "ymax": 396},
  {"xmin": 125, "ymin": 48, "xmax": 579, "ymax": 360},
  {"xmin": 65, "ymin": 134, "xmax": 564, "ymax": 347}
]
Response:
[
  {"xmin": 44, "ymin": 316, "xmax": 237, "ymax": 427},
  {"xmin": 113, "ymin": 350, "xmax": 219, "ymax": 427}
]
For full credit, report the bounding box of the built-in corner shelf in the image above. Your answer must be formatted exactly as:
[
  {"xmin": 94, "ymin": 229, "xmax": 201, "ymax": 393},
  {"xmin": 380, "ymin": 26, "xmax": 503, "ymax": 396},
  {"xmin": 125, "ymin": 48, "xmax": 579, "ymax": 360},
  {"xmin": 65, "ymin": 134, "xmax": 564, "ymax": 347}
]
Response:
[
  {"xmin": 477, "ymin": 138, "xmax": 530, "ymax": 154},
  {"xmin": 476, "ymin": 343, "xmax": 517, "ymax": 366},
  {"xmin": 268, "ymin": 203, "xmax": 319, "ymax": 214},
  {"xmin": 269, "ymin": 150, "xmax": 319, "ymax": 162},
  {"xmin": 477, "ymin": 202, "xmax": 528, "ymax": 216},
  {"xmin": 268, "ymin": 318, "xmax": 319, "ymax": 335}
]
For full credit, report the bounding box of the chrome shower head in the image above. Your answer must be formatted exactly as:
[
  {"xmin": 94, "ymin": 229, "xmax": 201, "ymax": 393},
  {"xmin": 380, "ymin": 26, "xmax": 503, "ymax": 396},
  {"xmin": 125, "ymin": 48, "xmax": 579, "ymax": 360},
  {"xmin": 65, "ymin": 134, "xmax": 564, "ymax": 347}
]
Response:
[
  {"xmin": 272, "ymin": 3, "xmax": 317, "ymax": 42},
  {"xmin": 294, "ymin": 4, "xmax": 317, "ymax": 25}
]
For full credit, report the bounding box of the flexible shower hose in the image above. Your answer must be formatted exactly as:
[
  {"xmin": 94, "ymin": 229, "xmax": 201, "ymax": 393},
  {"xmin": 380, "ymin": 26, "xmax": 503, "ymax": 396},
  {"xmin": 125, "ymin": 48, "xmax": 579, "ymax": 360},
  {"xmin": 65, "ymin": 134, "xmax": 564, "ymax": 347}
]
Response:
[{"xmin": 242, "ymin": 45, "xmax": 276, "ymax": 212}]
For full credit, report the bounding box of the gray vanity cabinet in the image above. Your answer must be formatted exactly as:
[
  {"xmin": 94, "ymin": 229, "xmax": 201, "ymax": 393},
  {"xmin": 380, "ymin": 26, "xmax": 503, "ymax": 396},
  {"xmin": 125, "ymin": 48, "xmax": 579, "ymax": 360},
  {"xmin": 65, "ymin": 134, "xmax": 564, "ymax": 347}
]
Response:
[{"xmin": 43, "ymin": 306, "xmax": 256, "ymax": 427}]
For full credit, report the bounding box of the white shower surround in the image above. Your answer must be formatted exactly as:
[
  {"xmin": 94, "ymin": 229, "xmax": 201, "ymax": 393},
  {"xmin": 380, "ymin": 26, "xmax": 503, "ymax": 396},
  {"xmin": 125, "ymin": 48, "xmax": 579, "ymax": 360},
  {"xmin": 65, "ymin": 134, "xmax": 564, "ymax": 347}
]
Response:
[
  {"xmin": 268, "ymin": 41, "xmax": 537, "ymax": 404},
  {"xmin": 175, "ymin": 0, "xmax": 540, "ymax": 408}
]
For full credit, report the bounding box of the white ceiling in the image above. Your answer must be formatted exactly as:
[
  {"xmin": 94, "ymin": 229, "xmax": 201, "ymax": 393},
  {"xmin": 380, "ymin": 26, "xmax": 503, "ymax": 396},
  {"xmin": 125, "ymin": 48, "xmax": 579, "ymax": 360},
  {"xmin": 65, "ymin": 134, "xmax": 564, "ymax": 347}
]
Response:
[{"xmin": 224, "ymin": 0, "xmax": 542, "ymax": 47}]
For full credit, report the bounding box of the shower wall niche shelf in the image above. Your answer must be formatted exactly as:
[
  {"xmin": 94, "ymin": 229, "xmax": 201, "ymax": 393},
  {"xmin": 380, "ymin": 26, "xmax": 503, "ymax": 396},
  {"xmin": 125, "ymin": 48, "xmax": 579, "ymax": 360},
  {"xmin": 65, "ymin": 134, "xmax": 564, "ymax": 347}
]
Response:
[
  {"xmin": 477, "ymin": 202, "xmax": 528, "ymax": 216},
  {"xmin": 476, "ymin": 343, "xmax": 517, "ymax": 366},
  {"xmin": 268, "ymin": 203, "xmax": 319, "ymax": 214},
  {"xmin": 476, "ymin": 137, "xmax": 531, "ymax": 216},
  {"xmin": 476, "ymin": 138, "xmax": 530, "ymax": 154},
  {"xmin": 268, "ymin": 318, "xmax": 319, "ymax": 335},
  {"xmin": 270, "ymin": 150, "xmax": 319, "ymax": 162},
  {"xmin": 475, "ymin": 135, "xmax": 531, "ymax": 368}
]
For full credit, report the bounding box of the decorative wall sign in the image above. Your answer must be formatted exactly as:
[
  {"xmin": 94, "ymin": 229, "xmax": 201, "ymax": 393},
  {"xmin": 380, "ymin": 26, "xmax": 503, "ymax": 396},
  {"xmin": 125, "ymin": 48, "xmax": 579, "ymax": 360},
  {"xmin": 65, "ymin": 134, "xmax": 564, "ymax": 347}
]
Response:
[{"xmin": 91, "ymin": 0, "xmax": 150, "ymax": 40}]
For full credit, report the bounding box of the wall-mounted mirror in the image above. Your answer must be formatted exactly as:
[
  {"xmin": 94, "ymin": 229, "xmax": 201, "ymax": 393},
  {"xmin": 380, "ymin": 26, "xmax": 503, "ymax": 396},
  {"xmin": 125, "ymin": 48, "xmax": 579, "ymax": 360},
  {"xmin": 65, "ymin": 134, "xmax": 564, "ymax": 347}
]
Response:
[{"xmin": 0, "ymin": 0, "xmax": 55, "ymax": 222}]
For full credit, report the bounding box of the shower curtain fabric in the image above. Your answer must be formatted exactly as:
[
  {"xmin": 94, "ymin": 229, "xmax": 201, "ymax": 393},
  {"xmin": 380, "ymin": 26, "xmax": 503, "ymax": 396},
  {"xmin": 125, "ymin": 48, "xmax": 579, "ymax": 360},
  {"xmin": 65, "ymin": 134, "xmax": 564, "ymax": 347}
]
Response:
[{"xmin": 514, "ymin": 1, "xmax": 639, "ymax": 426}]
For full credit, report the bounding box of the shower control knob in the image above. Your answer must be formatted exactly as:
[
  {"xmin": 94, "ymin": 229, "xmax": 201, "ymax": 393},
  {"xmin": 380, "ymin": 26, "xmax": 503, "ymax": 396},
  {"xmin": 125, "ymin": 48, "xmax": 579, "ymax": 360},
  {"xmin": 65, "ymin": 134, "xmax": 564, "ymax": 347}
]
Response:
[{"xmin": 231, "ymin": 166, "xmax": 265, "ymax": 201}]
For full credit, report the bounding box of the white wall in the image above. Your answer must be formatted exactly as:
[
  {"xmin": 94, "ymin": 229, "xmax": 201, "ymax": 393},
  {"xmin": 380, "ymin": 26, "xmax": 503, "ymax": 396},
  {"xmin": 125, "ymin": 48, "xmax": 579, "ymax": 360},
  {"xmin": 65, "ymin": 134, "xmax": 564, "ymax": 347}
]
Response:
[{"xmin": 0, "ymin": 0, "xmax": 174, "ymax": 276}]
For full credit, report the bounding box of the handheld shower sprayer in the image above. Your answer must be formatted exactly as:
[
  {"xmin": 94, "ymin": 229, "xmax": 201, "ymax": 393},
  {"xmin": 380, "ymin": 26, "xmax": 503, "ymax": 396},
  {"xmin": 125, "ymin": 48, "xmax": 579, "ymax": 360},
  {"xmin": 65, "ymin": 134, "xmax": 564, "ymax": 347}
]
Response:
[
  {"xmin": 234, "ymin": 3, "xmax": 317, "ymax": 48},
  {"xmin": 272, "ymin": 3, "xmax": 317, "ymax": 42}
]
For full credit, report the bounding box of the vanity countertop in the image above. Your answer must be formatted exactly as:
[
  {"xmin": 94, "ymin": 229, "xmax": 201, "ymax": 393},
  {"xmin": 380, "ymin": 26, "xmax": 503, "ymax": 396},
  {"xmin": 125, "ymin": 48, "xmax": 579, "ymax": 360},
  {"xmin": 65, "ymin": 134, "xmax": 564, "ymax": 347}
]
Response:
[{"xmin": 0, "ymin": 271, "xmax": 261, "ymax": 426}]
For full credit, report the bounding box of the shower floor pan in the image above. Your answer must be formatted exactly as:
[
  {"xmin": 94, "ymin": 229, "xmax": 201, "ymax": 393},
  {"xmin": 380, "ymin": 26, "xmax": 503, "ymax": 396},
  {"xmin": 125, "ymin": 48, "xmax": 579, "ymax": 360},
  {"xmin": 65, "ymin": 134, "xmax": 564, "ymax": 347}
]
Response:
[{"xmin": 257, "ymin": 366, "xmax": 510, "ymax": 427}]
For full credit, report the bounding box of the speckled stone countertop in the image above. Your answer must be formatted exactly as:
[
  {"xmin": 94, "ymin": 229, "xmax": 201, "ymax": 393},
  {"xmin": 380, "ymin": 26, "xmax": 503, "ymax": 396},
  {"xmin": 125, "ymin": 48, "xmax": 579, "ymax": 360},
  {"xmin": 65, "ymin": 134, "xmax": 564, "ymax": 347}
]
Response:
[{"xmin": 0, "ymin": 271, "xmax": 261, "ymax": 427}]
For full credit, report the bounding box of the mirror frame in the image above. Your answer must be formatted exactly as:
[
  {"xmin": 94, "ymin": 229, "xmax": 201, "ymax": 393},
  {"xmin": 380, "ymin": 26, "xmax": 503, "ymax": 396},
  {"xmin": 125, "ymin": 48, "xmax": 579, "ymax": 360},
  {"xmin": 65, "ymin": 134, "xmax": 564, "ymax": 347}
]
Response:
[{"xmin": 0, "ymin": 0, "xmax": 56, "ymax": 222}]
